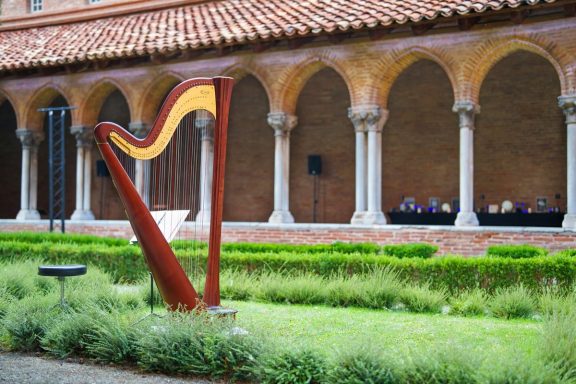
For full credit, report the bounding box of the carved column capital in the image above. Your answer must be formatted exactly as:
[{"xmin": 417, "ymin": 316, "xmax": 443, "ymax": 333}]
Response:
[
  {"xmin": 559, "ymin": 95, "xmax": 576, "ymax": 124},
  {"xmin": 267, "ymin": 112, "xmax": 298, "ymax": 136},
  {"xmin": 453, "ymin": 101, "xmax": 480, "ymax": 130},
  {"xmin": 348, "ymin": 105, "xmax": 387, "ymax": 132},
  {"xmin": 16, "ymin": 129, "xmax": 44, "ymax": 149},
  {"xmin": 70, "ymin": 125, "xmax": 93, "ymax": 148},
  {"xmin": 128, "ymin": 122, "xmax": 150, "ymax": 139}
]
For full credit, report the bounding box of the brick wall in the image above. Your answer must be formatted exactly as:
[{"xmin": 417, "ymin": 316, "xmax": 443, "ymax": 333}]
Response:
[
  {"xmin": 292, "ymin": 68, "xmax": 355, "ymax": 223},
  {"xmin": 476, "ymin": 51, "xmax": 566, "ymax": 212},
  {"xmin": 224, "ymin": 75, "xmax": 274, "ymax": 222},
  {"xmin": 383, "ymin": 60, "xmax": 459, "ymax": 213},
  {"xmin": 1, "ymin": 220, "xmax": 575, "ymax": 256}
]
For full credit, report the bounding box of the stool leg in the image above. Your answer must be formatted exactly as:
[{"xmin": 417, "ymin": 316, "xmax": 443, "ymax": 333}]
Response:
[{"xmin": 58, "ymin": 276, "xmax": 65, "ymax": 307}]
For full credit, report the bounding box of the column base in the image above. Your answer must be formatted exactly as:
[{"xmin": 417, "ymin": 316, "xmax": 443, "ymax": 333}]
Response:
[
  {"xmin": 70, "ymin": 210, "xmax": 95, "ymax": 221},
  {"xmin": 562, "ymin": 214, "xmax": 576, "ymax": 230},
  {"xmin": 454, "ymin": 212, "xmax": 479, "ymax": 227},
  {"xmin": 195, "ymin": 210, "xmax": 211, "ymax": 224},
  {"xmin": 16, "ymin": 209, "xmax": 41, "ymax": 220},
  {"xmin": 350, "ymin": 211, "xmax": 366, "ymax": 225},
  {"xmin": 268, "ymin": 210, "xmax": 295, "ymax": 224},
  {"xmin": 363, "ymin": 211, "xmax": 387, "ymax": 225}
]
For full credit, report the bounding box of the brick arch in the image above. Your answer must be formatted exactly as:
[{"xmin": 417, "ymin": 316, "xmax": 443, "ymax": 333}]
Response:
[
  {"xmin": 221, "ymin": 63, "xmax": 273, "ymax": 112},
  {"xmin": 275, "ymin": 54, "xmax": 354, "ymax": 114},
  {"xmin": 376, "ymin": 47, "xmax": 458, "ymax": 109},
  {"xmin": 24, "ymin": 85, "xmax": 71, "ymax": 131},
  {"xmin": 465, "ymin": 37, "xmax": 570, "ymax": 103},
  {"xmin": 80, "ymin": 78, "xmax": 132, "ymax": 127},
  {"xmin": 137, "ymin": 72, "xmax": 184, "ymax": 124}
]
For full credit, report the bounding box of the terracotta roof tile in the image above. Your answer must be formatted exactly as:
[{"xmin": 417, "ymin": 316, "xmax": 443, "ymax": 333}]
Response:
[{"xmin": 0, "ymin": 0, "xmax": 558, "ymax": 71}]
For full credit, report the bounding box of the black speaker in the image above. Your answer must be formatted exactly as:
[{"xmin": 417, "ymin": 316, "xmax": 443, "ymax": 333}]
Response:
[
  {"xmin": 96, "ymin": 159, "xmax": 110, "ymax": 177},
  {"xmin": 308, "ymin": 155, "xmax": 322, "ymax": 176}
]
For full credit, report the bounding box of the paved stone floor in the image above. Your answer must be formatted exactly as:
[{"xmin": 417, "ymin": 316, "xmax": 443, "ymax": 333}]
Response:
[{"xmin": 0, "ymin": 352, "xmax": 214, "ymax": 384}]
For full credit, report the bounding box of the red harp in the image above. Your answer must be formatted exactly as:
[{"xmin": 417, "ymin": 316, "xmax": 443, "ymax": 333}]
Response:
[{"xmin": 94, "ymin": 77, "xmax": 234, "ymax": 311}]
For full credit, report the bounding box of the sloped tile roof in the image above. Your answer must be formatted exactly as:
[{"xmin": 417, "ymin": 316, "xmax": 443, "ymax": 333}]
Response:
[{"xmin": 0, "ymin": 0, "xmax": 558, "ymax": 71}]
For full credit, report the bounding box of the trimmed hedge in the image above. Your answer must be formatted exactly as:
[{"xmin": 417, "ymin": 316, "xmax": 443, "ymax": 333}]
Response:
[
  {"xmin": 0, "ymin": 232, "xmax": 128, "ymax": 247},
  {"xmin": 382, "ymin": 243, "xmax": 438, "ymax": 259},
  {"xmin": 486, "ymin": 244, "xmax": 548, "ymax": 259},
  {"xmin": 0, "ymin": 241, "xmax": 144, "ymax": 282},
  {"xmin": 553, "ymin": 249, "xmax": 576, "ymax": 257},
  {"xmin": 221, "ymin": 241, "xmax": 382, "ymax": 255},
  {"xmin": 1, "ymin": 240, "xmax": 574, "ymax": 292}
]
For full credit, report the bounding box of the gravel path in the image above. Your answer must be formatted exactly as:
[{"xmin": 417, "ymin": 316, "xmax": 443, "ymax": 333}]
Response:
[{"xmin": 0, "ymin": 352, "xmax": 215, "ymax": 384}]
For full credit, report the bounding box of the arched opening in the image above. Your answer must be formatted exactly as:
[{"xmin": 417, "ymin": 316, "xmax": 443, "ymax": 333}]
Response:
[
  {"xmin": 37, "ymin": 95, "xmax": 76, "ymax": 219},
  {"xmin": 93, "ymin": 89, "xmax": 131, "ymax": 220},
  {"xmin": 476, "ymin": 51, "xmax": 565, "ymax": 217},
  {"xmin": 224, "ymin": 75, "xmax": 273, "ymax": 221},
  {"xmin": 383, "ymin": 60, "xmax": 457, "ymax": 217},
  {"xmin": 292, "ymin": 67, "xmax": 354, "ymax": 223},
  {"xmin": 0, "ymin": 99, "xmax": 20, "ymax": 218}
]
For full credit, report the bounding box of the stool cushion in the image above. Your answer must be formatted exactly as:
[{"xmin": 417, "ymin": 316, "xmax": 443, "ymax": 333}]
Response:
[{"xmin": 38, "ymin": 265, "xmax": 87, "ymax": 277}]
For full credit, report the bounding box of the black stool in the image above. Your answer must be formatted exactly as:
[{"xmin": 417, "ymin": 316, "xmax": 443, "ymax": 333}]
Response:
[{"xmin": 38, "ymin": 265, "xmax": 87, "ymax": 307}]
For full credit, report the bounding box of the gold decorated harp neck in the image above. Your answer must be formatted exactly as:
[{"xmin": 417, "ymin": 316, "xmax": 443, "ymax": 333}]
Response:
[{"xmin": 110, "ymin": 83, "xmax": 217, "ymax": 160}]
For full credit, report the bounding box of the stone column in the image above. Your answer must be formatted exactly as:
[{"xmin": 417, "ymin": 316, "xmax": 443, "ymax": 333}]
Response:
[
  {"xmin": 364, "ymin": 107, "xmax": 388, "ymax": 225},
  {"xmin": 453, "ymin": 101, "xmax": 480, "ymax": 227},
  {"xmin": 348, "ymin": 106, "xmax": 370, "ymax": 224},
  {"xmin": 195, "ymin": 113, "xmax": 215, "ymax": 223},
  {"xmin": 70, "ymin": 125, "xmax": 95, "ymax": 220},
  {"xmin": 15, "ymin": 129, "xmax": 44, "ymax": 220},
  {"xmin": 560, "ymin": 96, "xmax": 576, "ymax": 229},
  {"xmin": 129, "ymin": 122, "xmax": 150, "ymax": 206},
  {"xmin": 267, "ymin": 112, "xmax": 297, "ymax": 224}
]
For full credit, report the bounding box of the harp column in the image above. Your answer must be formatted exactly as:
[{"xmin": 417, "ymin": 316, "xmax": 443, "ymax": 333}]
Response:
[
  {"xmin": 70, "ymin": 125, "xmax": 95, "ymax": 220},
  {"xmin": 15, "ymin": 129, "xmax": 44, "ymax": 220},
  {"xmin": 195, "ymin": 112, "xmax": 215, "ymax": 223},
  {"xmin": 560, "ymin": 96, "xmax": 576, "ymax": 229},
  {"xmin": 268, "ymin": 112, "xmax": 297, "ymax": 224},
  {"xmin": 129, "ymin": 122, "xmax": 151, "ymax": 207},
  {"xmin": 454, "ymin": 101, "xmax": 480, "ymax": 227}
]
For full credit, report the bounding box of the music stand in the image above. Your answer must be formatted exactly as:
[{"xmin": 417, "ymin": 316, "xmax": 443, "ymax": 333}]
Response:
[
  {"xmin": 133, "ymin": 271, "xmax": 163, "ymax": 324},
  {"xmin": 131, "ymin": 210, "xmax": 189, "ymax": 324}
]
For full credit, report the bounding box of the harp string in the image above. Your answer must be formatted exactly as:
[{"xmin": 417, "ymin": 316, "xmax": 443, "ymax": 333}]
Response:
[{"xmin": 109, "ymin": 109, "xmax": 214, "ymax": 300}]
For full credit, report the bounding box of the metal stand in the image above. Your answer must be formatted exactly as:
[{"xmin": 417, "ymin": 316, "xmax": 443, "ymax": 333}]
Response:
[
  {"xmin": 38, "ymin": 106, "xmax": 75, "ymax": 233},
  {"xmin": 312, "ymin": 173, "xmax": 319, "ymax": 223},
  {"xmin": 134, "ymin": 272, "xmax": 163, "ymax": 324},
  {"xmin": 58, "ymin": 277, "xmax": 66, "ymax": 307}
]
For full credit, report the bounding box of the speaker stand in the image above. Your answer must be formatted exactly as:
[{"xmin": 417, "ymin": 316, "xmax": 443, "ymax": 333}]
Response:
[{"xmin": 312, "ymin": 173, "xmax": 319, "ymax": 223}]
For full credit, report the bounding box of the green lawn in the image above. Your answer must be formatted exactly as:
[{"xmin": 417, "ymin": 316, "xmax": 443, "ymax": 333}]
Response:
[{"xmin": 226, "ymin": 300, "xmax": 540, "ymax": 362}]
